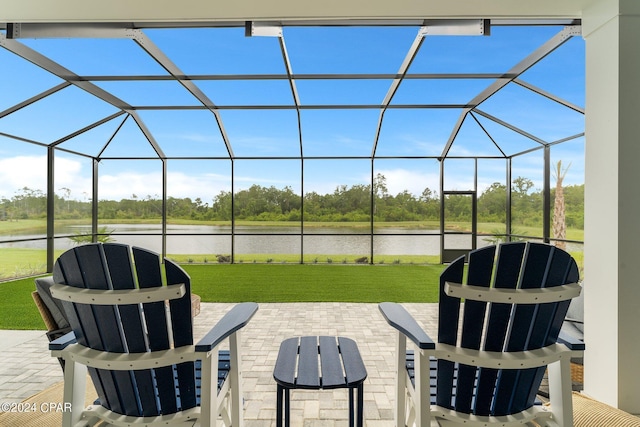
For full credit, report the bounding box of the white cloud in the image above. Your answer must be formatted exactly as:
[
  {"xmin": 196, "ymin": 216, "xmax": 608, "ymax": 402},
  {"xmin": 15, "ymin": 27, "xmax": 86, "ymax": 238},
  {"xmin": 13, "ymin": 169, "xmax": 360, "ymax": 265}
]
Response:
[
  {"xmin": 166, "ymin": 172, "xmax": 231, "ymax": 201},
  {"xmin": 97, "ymin": 171, "xmax": 230, "ymax": 201},
  {"xmin": 0, "ymin": 155, "xmax": 48, "ymax": 198},
  {"xmin": 0, "ymin": 155, "xmax": 91, "ymax": 200},
  {"xmin": 375, "ymin": 168, "xmax": 440, "ymax": 196}
]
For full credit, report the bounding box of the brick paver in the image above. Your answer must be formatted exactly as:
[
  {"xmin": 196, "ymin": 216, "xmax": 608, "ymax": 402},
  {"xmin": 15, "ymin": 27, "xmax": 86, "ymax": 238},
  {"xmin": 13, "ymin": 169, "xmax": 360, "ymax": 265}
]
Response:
[{"xmin": 0, "ymin": 302, "xmax": 439, "ymax": 425}]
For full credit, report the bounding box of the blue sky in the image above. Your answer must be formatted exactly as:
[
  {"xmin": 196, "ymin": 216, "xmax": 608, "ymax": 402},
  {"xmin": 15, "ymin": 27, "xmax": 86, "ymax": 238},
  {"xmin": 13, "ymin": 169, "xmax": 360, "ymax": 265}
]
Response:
[{"xmin": 0, "ymin": 24, "xmax": 585, "ymax": 203}]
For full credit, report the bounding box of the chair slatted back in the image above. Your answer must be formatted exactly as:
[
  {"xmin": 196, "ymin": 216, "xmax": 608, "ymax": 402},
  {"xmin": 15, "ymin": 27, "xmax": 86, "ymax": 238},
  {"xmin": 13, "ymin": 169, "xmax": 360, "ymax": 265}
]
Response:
[
  {"xmin": 52, "ymin": 243, "xmax": 196, "ymax": 417},
  {"xmin": 436, "ymin": 242, "xmax": 579, "ymax": 417}
]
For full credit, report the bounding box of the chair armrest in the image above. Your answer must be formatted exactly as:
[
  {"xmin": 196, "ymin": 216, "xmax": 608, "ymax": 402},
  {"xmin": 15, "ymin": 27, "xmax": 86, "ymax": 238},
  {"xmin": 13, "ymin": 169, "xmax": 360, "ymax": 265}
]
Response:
[
  {"xmin": 557, "ymin": 330, "xmax": 585, "ymax": 352},
  {"xmin": 46, "ymin": 325, "xmax": 72, "ymax": 342},
  {"xmin": 195, "ymin": 302, "xmax": 259, "ymax": 352},
  {"xmin": 379, "ymin": 302, "xmax": 435, "ymax": 350},
  {"xmin": 49, "ymin": 331, "xmax": 77, "ymax": 351}
]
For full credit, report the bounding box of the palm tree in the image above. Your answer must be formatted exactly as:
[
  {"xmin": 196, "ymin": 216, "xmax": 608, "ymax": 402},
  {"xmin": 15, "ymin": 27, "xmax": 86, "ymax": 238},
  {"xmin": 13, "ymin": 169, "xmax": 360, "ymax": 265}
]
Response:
[{"xmin": 552, "ymin": 160, "xmax": 571, "ymax": 250}]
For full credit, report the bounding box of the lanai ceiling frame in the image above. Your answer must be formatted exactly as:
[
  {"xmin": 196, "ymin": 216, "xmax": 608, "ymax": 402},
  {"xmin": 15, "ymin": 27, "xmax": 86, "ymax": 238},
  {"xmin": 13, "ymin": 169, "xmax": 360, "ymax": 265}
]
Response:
[
  {"xmin": 1, "ymin": 21, "xmax": 584, "ymax": 160},
  {"xmin": 0, "ymin": 20, "xmax": 585, "ymax": 266},
  {"xmin": 439, "ymin": 24, "xmax": 582, "ymax": 159},
  {"xmin": 3, "ymin": 1, "xmax": 639, "ymax": 412}
]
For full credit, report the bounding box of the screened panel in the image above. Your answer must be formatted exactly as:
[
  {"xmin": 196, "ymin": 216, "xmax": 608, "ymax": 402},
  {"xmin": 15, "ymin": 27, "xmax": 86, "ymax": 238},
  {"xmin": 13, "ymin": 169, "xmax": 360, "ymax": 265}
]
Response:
[
  {"xmin": 296, "ymin": 79, "xmax": 391, "ymax": 105},
  {"xmin": 0, "ymin": 86, "xmax": 119, "ymax": 143},
  {"xmin": 443, "ymin": 233, "xmax": 473, "ymax": 249},
  {"xmin": 375, "ymin": 109, "xmax": 462, "ymax": 157},
  {"xmin": 303, "ymin": 159, "xmax": 371, "ymax": 230},
  {"xmin": 410, "ymin": 26, "xmax": 566, "ymax": 73},
  {"xmin": 166, "ymin": 234, "xmax": 232, "ymax": 263},
  {"xmin": 199, "ymin": 80, "xmax": 295, "ymax": 106},
  {"xmin": 447, "ymin": 113, "xmax": 507, "ymax": 157},
  {"xmin": 284, "ymin": 26, "xmax": 420, "ymax": 73},
  {"xmin": 0, "ymin": 242, "xmax": 48, "ymax": 279},
  {"xmin": 93, "ymin": 81, "xmax": 200, "ymax": 106},
  {"xmin": 144, "ymin": 27, "xmax": 286, "ymax": 75},
  {"xmin": 19, "ymin": 37, "xmax": 169, "ymax": 75},
  {"xmin": 54, "ymin": 236, "xmax": 76, "ymax": 257},
  {"xmin": 54, "ymin": 153, "xmax": 93, "ymax": 237},
  {"xmin": 472, "ymin": 112, "xmax": 545, "ymax": 156},
  {"xmin": 550, "ymin": 137, "xmax": 584, "ymax": 243},
  {"xmin": 479, "ymin": 82, "xmax": 585, "ymax": 143},
  {"xmin": 477, "ymin": 159, "xmax": 507, "ymax": 241},
  {"xmin": 551, "ymin": 136, "xmax": 585, "ymax": 187},
  {"xmin": 372, "ymin": 234, "xmax": 441, "ymax": 263},
  {"xmin": 166, "ymin": 159, "xmax": 232, "ymax": 226},
  {"xmin": 0, "ymin": 137, "xmax": 47, "ymax": 227},
  {"xmin": 221, "ymin": 110, "xmax": 300, "ymax": 157},
  {"xmin": 511, "ymin": 151, "xmax": 544, "ymax": 238},
  {"xmin": 99, "ymin": 116, "xmax": 162, "ymax": 158},
  {"xmin": 105, "ymin": 233, "xmax": 163, "ymax": 254},
  {"xmin": 136, "ymin": 110, "xmax": 230, "ymax": 157},
  {"xmin": 518, "ymin": 36, "xmax": 585, "ymax": 108},
  {"xmin": 235, "ymin": 235, "xmax": 301, "ymax": 263},
  {"xmin": 234, "ymin": 159, "xmax": 301, "ymax": 229},
  {"xmin": 373, "ymin": 158, "xmax": 440, "ymax": 230},
  {"xmin": 302, "ymin": 235, "xmax": 371, "ymax": 263},
  {"xmin": 55, "ymin": 114, "xmax": 126, "ymax": 157},
  {"xmin": 443, "ymin": 193, "xmax": 473, "ymax": 231},
  {"xmin": 391, "ymin": 79, "xmax": 492, "ymax": 105},
  {"xmin": 97, "ymin": 159, "xmax": 163, "ymax": 225},
  {"xmin": 0, "ymin": 48, "xmax": 63, "ymax": 112},
  {"xmin": 300, "ymin": 110, "xmax": 378, "ymax": 157},
  {"xmin": 443, "ymin": 158, "xmax": 475, "ymax": 191}
]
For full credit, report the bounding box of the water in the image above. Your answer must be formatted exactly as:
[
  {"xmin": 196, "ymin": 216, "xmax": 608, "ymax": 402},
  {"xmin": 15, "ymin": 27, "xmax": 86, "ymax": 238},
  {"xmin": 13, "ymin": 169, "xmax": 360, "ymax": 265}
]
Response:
[
  {"xmin": 2, "ymin": 223, "xmax": 580, "ymax": 256},
  {"xmin": 1, "ymin": 223, "xmax": 494, "ymax": 256}
]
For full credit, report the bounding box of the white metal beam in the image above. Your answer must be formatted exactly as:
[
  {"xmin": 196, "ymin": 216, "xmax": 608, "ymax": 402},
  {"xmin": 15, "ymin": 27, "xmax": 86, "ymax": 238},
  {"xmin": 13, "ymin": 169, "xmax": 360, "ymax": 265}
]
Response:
[
  {"xmin": 128, "ymin": 29, "xmax": 235, "ymax": 158},
  {"xmin": 0, "ymin": 0, "xmax": 589, "ymax": 23}
]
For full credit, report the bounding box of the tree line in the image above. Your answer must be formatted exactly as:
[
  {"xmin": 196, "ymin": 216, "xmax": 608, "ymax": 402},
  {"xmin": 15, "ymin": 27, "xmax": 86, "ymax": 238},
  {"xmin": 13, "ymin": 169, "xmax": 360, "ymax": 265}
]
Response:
[{"xmin": 0, "ymin": 175, "xmax": 584, "ymax": 229}]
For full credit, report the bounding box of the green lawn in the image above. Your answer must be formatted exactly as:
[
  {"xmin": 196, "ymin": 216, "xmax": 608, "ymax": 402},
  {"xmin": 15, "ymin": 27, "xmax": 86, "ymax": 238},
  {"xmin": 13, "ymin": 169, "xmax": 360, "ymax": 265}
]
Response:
[{"xmin": 0, "ymin": 263, "xmax": 445, "ymax": 330}]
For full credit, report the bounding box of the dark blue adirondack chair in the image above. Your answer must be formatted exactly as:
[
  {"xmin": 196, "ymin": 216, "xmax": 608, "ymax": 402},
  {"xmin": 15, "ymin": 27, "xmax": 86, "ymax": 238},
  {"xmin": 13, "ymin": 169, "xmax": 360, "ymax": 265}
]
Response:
[
  {"xmin": 49, "ymin": 243, "xmax": 258, "ymax": 427},
  {"xmin": 380, "ymin": 242, "xmax": 584, "ymax": 427}
]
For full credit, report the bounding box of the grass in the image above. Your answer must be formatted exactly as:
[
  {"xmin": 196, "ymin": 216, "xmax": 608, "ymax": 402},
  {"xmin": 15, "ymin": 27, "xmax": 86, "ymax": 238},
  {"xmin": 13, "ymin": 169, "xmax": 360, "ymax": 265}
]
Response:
[
  {"xmin": 0, "ymin": 263, "xmax": 445, "ymax": 330},
  {"xmin": 0, "ymin": 275, "xmax": 49, "ymax": 330},
  {"xmin": 185, "ymin": 264, "xmax": 444, "ymax": 303},
  {"xmin": 170, "ymin": 253, "xmax": 440, "ymax": 265}
]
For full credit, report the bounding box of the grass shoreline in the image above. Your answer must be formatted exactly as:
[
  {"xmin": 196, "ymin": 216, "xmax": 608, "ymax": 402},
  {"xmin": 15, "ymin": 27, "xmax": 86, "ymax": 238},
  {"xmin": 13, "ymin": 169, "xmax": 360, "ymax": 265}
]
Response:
[
  {"xmin": 0, "ymin": 263, "xmax": 445, "ymax": 330},
  {"xmin": 1, "ymin": 218, "xmax": 585, "ymax": 237}
]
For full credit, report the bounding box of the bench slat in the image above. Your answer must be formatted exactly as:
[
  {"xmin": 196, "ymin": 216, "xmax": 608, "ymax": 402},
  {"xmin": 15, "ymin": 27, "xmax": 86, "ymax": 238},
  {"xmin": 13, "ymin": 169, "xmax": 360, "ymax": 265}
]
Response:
[
  {"xmin": 319, "ymin": 336, "xmax": 344, "ymax": 388},
  {"xmin": 297, "ymin": 337, "xmax": 321, "ymax": 388},
  {"xmin": 338, "ymin": 337, "xmax": 367, "ymax": 387},
  {"xmin": 273, "ymin": 337, "xmax": 301, "ymax": 388}
]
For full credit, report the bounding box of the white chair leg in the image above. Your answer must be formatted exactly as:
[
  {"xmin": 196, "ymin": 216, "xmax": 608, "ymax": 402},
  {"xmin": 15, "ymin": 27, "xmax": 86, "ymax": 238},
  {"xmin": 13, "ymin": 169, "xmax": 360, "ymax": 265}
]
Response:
[
  {"xmin": 61, "ymin": 360, "xmax": 87, "ymax": 427},
  {"xmin": 200, "ymin": 349, "xmax": 219, "ymax": 427},
  {"xmin": 395, "ymin": 333, "xmax": 407, "ymax": 427},
  {"xmin": 229, "ymin": 331, "xmax": 244, "ymax": 427},
  {"xmin": 548, "ymin": 357, "xmax": 573, "ymax": 427},
  {"xmin": 413, "ymin": 349, "xmax": 431, "ymax": 427}
]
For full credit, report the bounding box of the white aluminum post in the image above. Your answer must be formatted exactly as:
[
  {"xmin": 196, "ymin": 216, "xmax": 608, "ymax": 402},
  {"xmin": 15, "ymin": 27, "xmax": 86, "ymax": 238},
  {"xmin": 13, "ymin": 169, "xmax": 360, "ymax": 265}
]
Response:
[
  {"xmin": 395, "ymin": 333, "xmax": 407, "ymax": 427},
  {"xmin": 199, "ymin": 349, "xmax": 218, "ymax": 427},
  {"xmin": 547, "ymin": 357, "xmax": 573, "ymax": 427},
  {"xmin": 229, "ymin": 331, "xmax": 244, "ymax": 427},
  {"xmin": 413, "ymin": 348, "xmax": 431, "ymax": 427},
  {"xmin": 62, "ymin": 360, "xmax": 87, "ymax": 427}
]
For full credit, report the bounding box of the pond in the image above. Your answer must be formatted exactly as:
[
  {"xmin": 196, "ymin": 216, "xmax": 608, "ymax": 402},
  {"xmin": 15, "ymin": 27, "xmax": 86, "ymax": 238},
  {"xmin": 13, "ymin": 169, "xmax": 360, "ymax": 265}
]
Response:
[{"xmin": 2, "ymin": 223, "xmax": 491, "ymax": 257}]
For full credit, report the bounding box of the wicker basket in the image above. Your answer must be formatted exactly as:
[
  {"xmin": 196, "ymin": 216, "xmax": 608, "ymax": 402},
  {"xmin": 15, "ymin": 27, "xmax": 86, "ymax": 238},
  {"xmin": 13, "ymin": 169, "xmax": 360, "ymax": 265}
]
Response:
[
  {"xmin": 191, "ymin": 293, "xmax": 201, "ymax": 317},
  {"xmin": 571, "ymin": 361, "xmax": 584, "ymax": 384}
]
